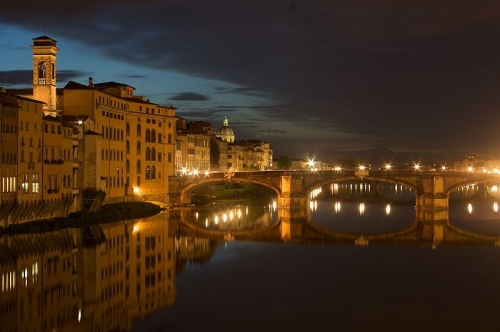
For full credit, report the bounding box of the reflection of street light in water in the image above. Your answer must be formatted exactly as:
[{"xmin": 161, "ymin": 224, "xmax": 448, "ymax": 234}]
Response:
[
  {"xmin": 359, "ymin": 203, "xmax": 365, "ymax": 216},
  {"xmin": 215, "ymin": 215, "xmax": 219, "ymax": 225},
  {"xmin": 230, "ymin": 211, "xmax": 234, "ymax": 221},
  {"xmin": 205, "ymin": 218, "xmax": 208, "ymax": 228},
  {"xmin": 494, "ymin": 202, "xmax": 498, "ymax": 213},
  {"xmin": 195, "ymin": 212, "xmax": 198, "ymax": 220},
  {"xmin": 223, "ymin": 214, "xmax": 227, "ymax": 223},
  {"xmin": 238, "ymin": 209, "xmax": 242, "ymax": 219},
  {"xmin": 468, "ymin": 203, "xmax": 473, "ymax": 214},
  {"xmin": 334, "ymin": 201, "xmax": 341, "ymax": 213},
  {"xmin": 385, "ymin": 204, "xmax": 391, "ymax": 216}
]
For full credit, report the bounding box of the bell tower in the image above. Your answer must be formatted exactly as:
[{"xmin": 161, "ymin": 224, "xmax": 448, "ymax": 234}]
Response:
[{"xmin": 31, "ymin": 36, "xmax": 59, "ymax": 111}]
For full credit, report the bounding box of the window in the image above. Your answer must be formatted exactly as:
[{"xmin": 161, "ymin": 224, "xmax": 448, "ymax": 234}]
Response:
[
  {"xmin": 137, "ymin": 124, "xmax": 141, "ymax": 136},
  {"xmin": 151, "ymin": 166, "xmax": 156, "ymax": 179},
  {"xmin": 146, "ymin": 166, "xmax": 150, "ymax": 180},
  {"xmin": 146, "ymin": 129, "xmax": 150, "ymax": 142},
  {"xmin": 151, "ymin": 130, "xmax": 156, "ymax": 143},
  {"xmin": 151, "ymin": 148, "xmax": 156, "ymax": 161},
  {"xmin": 21, "ymin": 173, "xmax": 29, "ymax": 194},
  {"xmin": 137, "ymin": 141, "xmax": 141, "ymax": 155},
  {"xmin": 145, "ymin": 147, "xmax": 150, "ymax": 161}
]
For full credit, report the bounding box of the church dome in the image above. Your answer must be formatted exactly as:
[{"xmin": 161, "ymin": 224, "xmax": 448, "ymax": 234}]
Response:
[{"xmin": 217, "ymin": 116, "xmax": 235, "ymax": 143}]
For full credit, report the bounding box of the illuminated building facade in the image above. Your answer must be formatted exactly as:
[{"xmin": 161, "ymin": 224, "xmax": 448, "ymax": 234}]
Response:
[
  {"xmin": 1, "ymin": 36, "xmax": 80, "ymax": 226},
  {"xmin": 59, "ymin": 79, "xmax": 177, "ymax": 203}
]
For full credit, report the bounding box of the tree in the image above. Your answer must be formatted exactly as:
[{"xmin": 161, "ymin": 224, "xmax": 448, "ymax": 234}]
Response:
[{"xmin": 276, "ymin": 155, "xmax": 292, "ymax": 170}]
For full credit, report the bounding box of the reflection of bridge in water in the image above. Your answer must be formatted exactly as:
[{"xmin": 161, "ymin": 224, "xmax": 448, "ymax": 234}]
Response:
[
  {"xmin": 172, "ymin": 169, "xmax": 500, "ymax": 247},
  {"xmin": 178, "ymin": 207, "xmax": 500, "ymax": 248}
]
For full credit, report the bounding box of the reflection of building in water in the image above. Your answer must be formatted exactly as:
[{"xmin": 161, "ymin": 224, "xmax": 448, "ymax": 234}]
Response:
[
  {"xmin": 176, "ymin": 237, "xmax": 215, "ymax": 272},
  {"xmin": 74, "ymin": 214, "xmax": 176, "ymax": 331},
  {"xmin": 0, "ymin": 230, "xmax": 78, "ymax": 332},
  {"xmin": 0, "ymin": 214, "xmax": 176, "ymax": 332}
]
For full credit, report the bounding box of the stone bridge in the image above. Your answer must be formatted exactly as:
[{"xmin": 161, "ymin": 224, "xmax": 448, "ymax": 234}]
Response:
[{"xmin": 169, "ymin": 169, "xmax": 500, "ymax": 208}]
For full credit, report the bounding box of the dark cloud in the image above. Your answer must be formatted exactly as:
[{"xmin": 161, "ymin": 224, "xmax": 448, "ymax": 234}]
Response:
[
  {"xmin": 170, "ymin": 92, "xmax": 210, "ymax": 101},
  {"xmin": 121, "ymin": 74, "xmax": 147, "ymax": 79},
  {"xmin": 2, "ymin": 0, "xmax": 500, "ymax": 159},
  {"xmin": 0, "ymin": 69, "xmax": 88, "ymax": 86}
]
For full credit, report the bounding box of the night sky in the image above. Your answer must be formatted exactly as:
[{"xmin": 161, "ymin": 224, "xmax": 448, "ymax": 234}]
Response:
[{"xmin": 2, "ymin": 1, "xmax": 500, "ymax": 161}]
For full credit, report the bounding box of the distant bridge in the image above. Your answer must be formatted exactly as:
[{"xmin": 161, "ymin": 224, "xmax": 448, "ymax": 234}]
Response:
[{"xmin": 169, "ymin": 169, "xmax": 500, "ymax": 207}]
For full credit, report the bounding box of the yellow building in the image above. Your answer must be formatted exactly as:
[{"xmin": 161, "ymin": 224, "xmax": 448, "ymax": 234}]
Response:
[
  {"xmin": 175, "ymin": 118, "xmax": 211, "ymax": 175},
  {"xmin": 1, "ymin": 36, "xmax": 80, "ymax": 225},
  {"xmin": 59, "ymin": 79, "xmax": 177, "ymax": 203}
]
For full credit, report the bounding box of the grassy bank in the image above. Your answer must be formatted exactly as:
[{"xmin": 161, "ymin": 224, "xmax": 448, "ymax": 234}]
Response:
[{"xmin": 0, "ymin": 202, "xmax": 164, "ymax": 236}]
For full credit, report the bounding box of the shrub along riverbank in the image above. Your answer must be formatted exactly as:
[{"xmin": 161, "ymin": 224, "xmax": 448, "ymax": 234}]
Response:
[{"xmin": 0, "ymin": 202, "xmax": 164, "ymax": 236}]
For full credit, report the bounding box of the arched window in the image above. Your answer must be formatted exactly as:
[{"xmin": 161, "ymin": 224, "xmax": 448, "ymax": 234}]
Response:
[
  {"xmin": 137, "ymin": 141, "xmax": 141, "ymax": 155},
  {"xmin": 137, "ymin": 160, "xmax": 141, "ymax": 173},
  {"xmin": 126, "ymin": 122, "xmax": 130, "ymax": 135},
  {"xmin": 151, "ymin": 148, "xmax": 156, "ymax": 161},
  {"xmin": 151, "ymin": 129, "xmax": 156, "ymax": 143},
  {"xmin": 126, "ymin": 159, "xmax": 130, "ymax": 172},
  {"xmin": 146, "ymin": 166, "xmax": 150, "ymax": 180},
  {"xmin": 137, "ymin": 124, "xmax": 141, "ymax": 136},
  {"xmin": 146, "ymin": 129, "xmax": 150, "ymax": 142},
  {"xmin": 38, "ymin": 61, "xmax": 46, "ymax": 78},
  {"xmin": 126, "ymin": 140, "xmax": 130, "ymax": 154},
  {"xmin": 145, "ymin": 147, "xmax": 150, "ymax": 161},
  {"xmin": 151, "ymin": 166, "xmax": 156, "ymax": 179}
]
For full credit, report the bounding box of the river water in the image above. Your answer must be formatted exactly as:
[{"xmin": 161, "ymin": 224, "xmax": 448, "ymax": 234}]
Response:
[{"xmin": 2, "ymin": 182, "xmax": 500, "ymax": 331}]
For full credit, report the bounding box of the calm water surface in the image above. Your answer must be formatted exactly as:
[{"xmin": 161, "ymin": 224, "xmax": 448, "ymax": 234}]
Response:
[{"xmin": 3, "ymin": 182, "xmax": 500, "ymax": 332}]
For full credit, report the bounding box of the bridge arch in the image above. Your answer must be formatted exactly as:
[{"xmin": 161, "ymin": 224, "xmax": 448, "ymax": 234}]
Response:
[{"xmin": 179, "ymin": 176, "xmax": 282, "ymax": 204}]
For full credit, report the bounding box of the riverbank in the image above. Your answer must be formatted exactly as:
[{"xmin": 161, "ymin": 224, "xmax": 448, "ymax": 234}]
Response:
[{"xmin": 0, "ymin": 202, "xmax": 164, "ymax": 236}]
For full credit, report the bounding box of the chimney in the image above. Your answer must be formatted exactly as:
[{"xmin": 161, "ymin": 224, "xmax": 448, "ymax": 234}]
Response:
[{"xmin": 89, "ymin": 77, "xmax": 94, "ymax": 87}]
